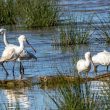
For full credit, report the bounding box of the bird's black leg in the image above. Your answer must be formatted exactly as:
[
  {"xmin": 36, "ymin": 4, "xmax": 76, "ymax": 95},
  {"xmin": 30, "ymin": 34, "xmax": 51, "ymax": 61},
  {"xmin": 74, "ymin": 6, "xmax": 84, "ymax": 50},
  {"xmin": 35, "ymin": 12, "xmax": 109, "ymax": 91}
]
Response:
[
  {"xmin": 21, "ymin": 63, "xmax": 24, "ymax": 74},
  {"xmin": 94, "ymin": 65, "xmax": 98, "ymax": 73},
  {"xmin": 20, "ymin": 61, "xmax": 22, "ymax": 74},
  {"xmin": 107, "ymin": 65, "xmax": 109, "ymax": 71},
  {"xmin": 12, "ymin": 61, "xmax": 16, "ymax": 76},
  {"xmin": 1, "ymin": 63, "xmax": 9, "ymax": 76},
  {"xmin": 19, "ymin": 61, "xmax": 24, "ymax": 75}
]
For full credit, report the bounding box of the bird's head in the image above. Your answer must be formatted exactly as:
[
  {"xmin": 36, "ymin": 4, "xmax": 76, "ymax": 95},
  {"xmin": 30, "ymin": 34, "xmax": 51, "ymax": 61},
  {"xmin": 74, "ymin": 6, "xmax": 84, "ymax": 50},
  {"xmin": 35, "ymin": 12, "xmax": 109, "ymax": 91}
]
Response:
[
  {"xmin": 18, "ymin": 35, "xmax": 26, "ymax": 42},
  {"xmin": 18, "ymin": 35, "xmax": 36, "ymax": 53},
  {"xmin": 0, "ymin": 28, "xmax": 6, "ymax": 34},
  {"xmin": 85, "ymin": 52, "xmax": 92, "ymax": 60},
  {"xmin": 85, "ymin": 52, "xmax": 95, "ymax": 67}
]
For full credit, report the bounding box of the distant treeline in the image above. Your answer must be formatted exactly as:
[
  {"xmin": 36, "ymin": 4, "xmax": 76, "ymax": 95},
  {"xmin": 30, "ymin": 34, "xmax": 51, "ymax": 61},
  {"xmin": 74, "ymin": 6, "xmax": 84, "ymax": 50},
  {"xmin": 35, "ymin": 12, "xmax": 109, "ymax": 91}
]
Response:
[{"xmin": 0, "ymin": 0, "xmax": 58, "ymax": 28}]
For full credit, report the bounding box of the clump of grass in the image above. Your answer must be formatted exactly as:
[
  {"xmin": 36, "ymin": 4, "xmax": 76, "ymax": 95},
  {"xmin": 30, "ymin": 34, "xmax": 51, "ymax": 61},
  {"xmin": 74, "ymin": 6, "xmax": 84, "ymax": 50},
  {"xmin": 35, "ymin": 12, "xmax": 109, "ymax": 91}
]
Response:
[
  {"xmin": 100, "ymin": 79, "xmax": 110, "ymax": 109},
  {"xmin": 58, "ymin": 16, "xmax": 93, "ymax": 46},
  {"xmin": 0, "ymin": 0, "xmax": 17, "ymax": 25},
  {"xmin": 96, "ymin": 16, "xmax": 110, "ymax": 43},
  {"xmin": 49, "ymin": 78, "xmax": 100, "ymax": 110},
  {"xmin": 16, "ymin": 0, "xmax": 58, "ymax": 28},
  {"xmin": 0, "ymin": 0, "xmax": 58, "ymax": 27}
]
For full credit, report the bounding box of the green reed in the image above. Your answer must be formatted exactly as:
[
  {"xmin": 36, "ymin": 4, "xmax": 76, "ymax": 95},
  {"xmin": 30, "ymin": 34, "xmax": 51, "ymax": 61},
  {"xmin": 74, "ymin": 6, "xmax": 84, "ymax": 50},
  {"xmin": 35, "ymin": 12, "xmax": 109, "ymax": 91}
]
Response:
[
  {"xmin": 97, "ymin": 16, "xmax": 110, "ymax": 43},
  {"xmin": 49, "ymin": 78, "xmax": 100, "ymax": 110},
  {"xmin": 0, "ymin": 0, "xmax": 58, "ymax": 27},
  {"xmin": 0, "ymin": 0, "xmax": 17, "ymax": 25},
  {"xmin": 16, "ymin": 0, "xmax": 58, "ymax": 28},
  {"xmin": 47, "ymin": 72, "xmax": 110, "ymax": 110},
  {"xmin": 99, "ymin": 79, "xmax": 110, "ymax": 109},
  {"xmin": 58, "ymin": 15, "xmax": 93, "ymax": 46}
]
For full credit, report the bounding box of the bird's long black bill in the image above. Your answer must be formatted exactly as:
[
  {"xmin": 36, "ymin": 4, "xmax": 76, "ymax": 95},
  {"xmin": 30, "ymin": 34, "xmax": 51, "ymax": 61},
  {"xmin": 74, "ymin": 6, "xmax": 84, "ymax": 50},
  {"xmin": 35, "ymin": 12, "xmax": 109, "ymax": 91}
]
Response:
[{"xmin": 26, "ymin": 40, "xmax": 36, "ymax": 53}]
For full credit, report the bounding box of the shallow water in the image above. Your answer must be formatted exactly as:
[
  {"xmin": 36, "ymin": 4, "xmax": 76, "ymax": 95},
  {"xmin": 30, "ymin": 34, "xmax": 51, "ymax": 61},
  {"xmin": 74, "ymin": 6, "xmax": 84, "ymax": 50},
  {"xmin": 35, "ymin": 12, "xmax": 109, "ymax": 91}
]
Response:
[
  {"xmin": 0, "ymin": 28, "xmax": 109, "ymax": 110},
  {"xmin": 0, "ymin": 0, "xmax": 110, "ymax": 109}
]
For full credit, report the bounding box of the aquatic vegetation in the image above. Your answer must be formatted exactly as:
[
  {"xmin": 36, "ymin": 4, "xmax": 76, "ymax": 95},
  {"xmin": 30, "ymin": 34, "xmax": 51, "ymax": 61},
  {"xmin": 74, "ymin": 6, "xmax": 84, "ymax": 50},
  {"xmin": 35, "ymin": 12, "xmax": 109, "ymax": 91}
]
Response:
[
  {"xmin": 59, "ymin": 26, "xmax": 89, "ymax": 45},
  {"xmin": 0, "ymin": 0, "xmax": 17, "ymax": 25},
  {"xmin": 49, "ymin": 78, "xmax": 100, "ymax": 110},
  {"xmin": 96, "ymin": 16, "xmax": 110, "ymax": 43},
  {"xmin": 100, "ymin": 79, "xmax": 110, "ymax": 109},
  {"xmin": 47, "ymin": 73, "xmax": 110, "ymax": 110},
  {"xmin": 56, "ymin": 16, "xmax": 93, "ymax": 46},
  {"xmin": 0, "ymin": 0, "xmax": 58, "ymax": 27},
  {"xmin": 16, "ymin": 0, "xmax": 58, "ymax": 28}
]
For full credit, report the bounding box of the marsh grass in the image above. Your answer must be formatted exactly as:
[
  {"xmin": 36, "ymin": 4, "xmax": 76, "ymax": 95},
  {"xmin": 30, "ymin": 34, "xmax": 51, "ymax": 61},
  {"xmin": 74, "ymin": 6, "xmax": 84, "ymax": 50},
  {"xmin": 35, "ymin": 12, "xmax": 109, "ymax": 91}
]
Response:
[
  {"xmin": 99, "ymin": 79, "xmax": 110, "ymax": 109},
  {"xmin": 0, "ymin": 0, "xmax": 17, "ymax": 25},
  {"xmin": 54, "ymin": 15, "xmax": 93, "ymax": 46},
  {"xmin": 16, "ymin": 0, "xmax": 58, "ymax": 28},
  {"xmin": 47, "ymin": 73, "xmax": 110, "ymax": 110},
  {"xmin": 49, "ymin": 77, "xmax": 100, "ymax": 110},
  {"xmin": 0, "ymin": 0, "xmax": 58, "ymax": 27},
  {"xmin": 59, "ymin": 25, "xmax": 89, "ymax": 45},
  {"xmin": 96, "ymin": 16, "xmax": 110, "ymax": 43}
]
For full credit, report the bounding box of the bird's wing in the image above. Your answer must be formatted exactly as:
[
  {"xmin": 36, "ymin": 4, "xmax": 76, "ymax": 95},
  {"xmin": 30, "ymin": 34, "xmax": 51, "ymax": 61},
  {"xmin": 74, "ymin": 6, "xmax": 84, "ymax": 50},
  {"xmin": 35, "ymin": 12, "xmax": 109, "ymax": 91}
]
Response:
[
  {"xmin": 0, "ymin": 48, "xmax": 16, "ymax": 62},
  {"xmin": 19, "ymin": 50, "xmax": 37, "ymax": 60},
  {"xmin": 77, "ymin": 59, "xmax": 85, "ymax": 68},
  {"xmin": 92, "ymin": 52, "xmax": 110, "ymax": 65}
]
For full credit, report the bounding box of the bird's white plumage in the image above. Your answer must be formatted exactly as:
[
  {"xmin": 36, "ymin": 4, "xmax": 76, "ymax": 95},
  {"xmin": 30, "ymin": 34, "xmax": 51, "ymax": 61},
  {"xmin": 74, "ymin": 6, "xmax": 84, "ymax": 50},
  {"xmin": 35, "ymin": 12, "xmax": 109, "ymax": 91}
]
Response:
[
  {"xmin": 0, "ymin": 29, "xmax": 37, "ymax": 60},
  {"xmin": 92, "ymin": 50, "xmax": 110, "ymax": 71},
  {"xmin": 0, "ymin": 29, "xmax": 37, "ymax": 75},
  {"xmin": 1, "ymin": 35, "xmax": 26, "ymax": 62},
  {"xmin": 76, "ymin": 52, "xmax": 92, "ymax": 76},
  {"xmin": 0, "ymin": 48, "xmax": 17, "ymax": 63},
  {"xmin": 77, "ymin": 59, "xmax": 91, "ymax": 73}
]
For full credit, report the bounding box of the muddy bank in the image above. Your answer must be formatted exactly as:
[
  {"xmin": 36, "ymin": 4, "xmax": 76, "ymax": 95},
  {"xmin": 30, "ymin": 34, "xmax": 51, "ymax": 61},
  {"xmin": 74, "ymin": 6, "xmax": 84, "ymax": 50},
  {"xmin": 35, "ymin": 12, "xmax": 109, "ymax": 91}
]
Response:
[{"xmin": 0, "ymin": 73, "xmax": 110, "ymax": 89}]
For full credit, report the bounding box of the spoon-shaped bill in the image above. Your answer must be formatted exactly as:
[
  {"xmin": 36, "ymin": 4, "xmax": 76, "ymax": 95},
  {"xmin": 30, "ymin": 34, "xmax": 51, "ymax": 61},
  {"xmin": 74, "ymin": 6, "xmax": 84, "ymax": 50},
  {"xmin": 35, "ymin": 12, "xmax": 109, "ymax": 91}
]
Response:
[{"xmin": 26, "ymin": 40, "xmax": 36, "ymax": 53}]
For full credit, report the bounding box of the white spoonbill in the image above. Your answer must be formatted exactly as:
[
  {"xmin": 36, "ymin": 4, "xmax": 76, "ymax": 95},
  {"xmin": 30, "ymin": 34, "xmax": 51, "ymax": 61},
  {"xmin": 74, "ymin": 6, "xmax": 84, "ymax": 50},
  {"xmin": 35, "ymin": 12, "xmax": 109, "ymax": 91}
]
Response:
[
  {"xmin": 0, "ymin": 28, "xmax": 37, "ymax": 60},
  {"xmin": 92, "ymin": 50, "xmax": 110, "ymax": 72},
  {"xmin": 76, "ymin": 52, "xmax": 94, "ymax": 77},
  {"xmin": 2, "ymin": 35, "xmax": 26, "ymax": 59},
  {"xmin": 0, "ymin": 35, "xmax": 31, "ymax": 76}
]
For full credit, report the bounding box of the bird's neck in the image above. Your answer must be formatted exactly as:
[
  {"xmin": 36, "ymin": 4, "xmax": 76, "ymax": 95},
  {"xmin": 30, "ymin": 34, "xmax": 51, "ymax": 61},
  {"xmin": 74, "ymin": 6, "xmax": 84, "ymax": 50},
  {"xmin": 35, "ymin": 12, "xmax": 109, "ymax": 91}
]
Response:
[
  {"xmin": 19, "ymin": 41, "xmax": 24, "ymax": 50},
  {"xmin": 86, "ymin": 58, "xmax": 91, "ymax": 64},
  {"xmin": 3, "ymin": 31, "xmax": 9, "ymax": 46}
]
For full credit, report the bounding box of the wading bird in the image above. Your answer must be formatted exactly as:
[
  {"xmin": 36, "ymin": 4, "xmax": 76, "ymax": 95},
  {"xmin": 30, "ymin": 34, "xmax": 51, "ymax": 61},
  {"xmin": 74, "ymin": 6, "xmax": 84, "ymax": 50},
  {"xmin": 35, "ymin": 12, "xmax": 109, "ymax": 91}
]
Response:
[
  {"xmin": 0, "ymin": 28, "xmax": 37, "ymax": 60},
  {"xmin": 76, "ymin": 52, "xmax": 94, "ymax": 77},
  {"xmin": 0, "ymin": 28, "xmax": 37, "ymax": 74},
  {"xmin": 0, "ymin": 35, "xmax": 27, "ymax": 75},
  {"xmin": 0, "ymin": 35, "xmax": 36, "ymax": 76},
  {"xmin": 92, "ymin": 50, "xmax": 110, "ymax": 72}
]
